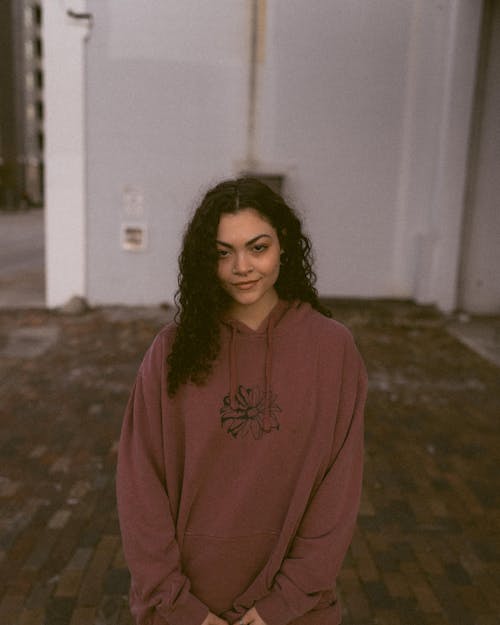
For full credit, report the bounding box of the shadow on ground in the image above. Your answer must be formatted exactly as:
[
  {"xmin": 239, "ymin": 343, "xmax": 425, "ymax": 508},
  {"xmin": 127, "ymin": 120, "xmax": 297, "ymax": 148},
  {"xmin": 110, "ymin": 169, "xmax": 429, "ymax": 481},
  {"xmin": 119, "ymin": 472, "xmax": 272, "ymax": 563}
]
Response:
[{"xmin": 0, "ymin": 300, "xmax": 499, "ymax": 625}]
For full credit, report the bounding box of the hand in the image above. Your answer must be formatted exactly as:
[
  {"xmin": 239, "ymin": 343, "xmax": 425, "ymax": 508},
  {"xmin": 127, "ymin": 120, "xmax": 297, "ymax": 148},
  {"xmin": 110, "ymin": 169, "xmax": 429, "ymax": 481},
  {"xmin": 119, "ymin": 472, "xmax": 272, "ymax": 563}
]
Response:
[
  {"xmin": 201, "ymin": 612, "xmax": 229, "ymax": 625},
  {"xmin": 238, "ymin": 606, "xmax": 267, "ymax": 625}
]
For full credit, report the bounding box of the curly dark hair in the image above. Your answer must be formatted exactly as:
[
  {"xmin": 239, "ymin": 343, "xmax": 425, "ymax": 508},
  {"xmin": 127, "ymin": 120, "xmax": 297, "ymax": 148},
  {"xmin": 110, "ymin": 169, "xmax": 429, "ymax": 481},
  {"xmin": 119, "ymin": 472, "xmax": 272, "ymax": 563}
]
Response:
[{"xmin": 167, "ymin": 177, "xmax": 331, "ymax": 396}]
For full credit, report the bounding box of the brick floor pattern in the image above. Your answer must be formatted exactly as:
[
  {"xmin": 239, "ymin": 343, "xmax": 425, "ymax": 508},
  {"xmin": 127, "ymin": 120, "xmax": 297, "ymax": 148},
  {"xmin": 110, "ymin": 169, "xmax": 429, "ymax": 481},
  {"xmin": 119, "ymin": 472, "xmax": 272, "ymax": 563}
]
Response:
[{"xmin": 0, "ymin": 302, "xmax": 498, "ymax": 625}]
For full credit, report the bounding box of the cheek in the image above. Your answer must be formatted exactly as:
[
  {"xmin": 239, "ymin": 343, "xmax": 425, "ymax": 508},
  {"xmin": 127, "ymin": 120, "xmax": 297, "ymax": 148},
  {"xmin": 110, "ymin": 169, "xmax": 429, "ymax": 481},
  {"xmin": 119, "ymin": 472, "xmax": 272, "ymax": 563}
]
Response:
[
  {"xmin": 217, "ymin": 260, "xmax": 230, "ymax": 283},
  {"xmin": 265, "ymin": 251, "xmax": 281, "ymax": 279}
]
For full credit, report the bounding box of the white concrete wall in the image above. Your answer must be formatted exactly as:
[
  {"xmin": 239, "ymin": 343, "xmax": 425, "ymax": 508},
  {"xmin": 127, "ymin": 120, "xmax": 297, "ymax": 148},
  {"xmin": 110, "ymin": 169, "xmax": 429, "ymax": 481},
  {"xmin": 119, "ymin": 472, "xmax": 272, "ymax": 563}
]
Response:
[
  {"xmin": 409, "ymin": 0, "xmax": 482, "ymax": 312},
  {"xmin": 256, "ymin": 0, "xmax": 413, "ymax": 298},
  {"xmin": 255, "ymin": 0, "xmax": 481, "ymax": 310},
  {"xmin": 43, "ymin": 0, "xmax": 485, "ymax": 311},
  {"xmin": 85, "ymin": 0, "xmax": 249, "ymax": 305},
  {"xmin": 459, "ymin": 0, "xmax": 500, "ymax": 314},
  {"xmin": 42, "ymin": 0, "xmax": 88, "ymax": 307}
]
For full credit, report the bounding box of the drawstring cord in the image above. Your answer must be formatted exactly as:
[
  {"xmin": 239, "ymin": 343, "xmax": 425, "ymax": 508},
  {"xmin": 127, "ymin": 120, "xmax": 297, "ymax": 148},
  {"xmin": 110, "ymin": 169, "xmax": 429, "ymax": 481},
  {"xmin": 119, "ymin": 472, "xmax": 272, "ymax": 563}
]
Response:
[
  {"xmin": 226, "ymin": 302, "xmax": 288, "ymax": 419},
  {"xmin": 263, "ymin": 322, "xmax": 273, "ymax": 428},
  {"xmin": 229, "ymin": 324, "xmax": 239, "ymax": 410},
  {"xmin": 227, "ymin": 320, "xmax": 274, "ymax": 419}
]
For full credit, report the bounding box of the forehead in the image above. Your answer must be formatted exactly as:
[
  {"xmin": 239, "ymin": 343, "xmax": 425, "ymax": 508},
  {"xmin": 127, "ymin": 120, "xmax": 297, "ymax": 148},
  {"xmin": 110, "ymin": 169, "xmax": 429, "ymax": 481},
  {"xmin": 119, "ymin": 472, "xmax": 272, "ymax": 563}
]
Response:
[{"xmin": 216, "ymin": 207, "xmax": 276, "ymax": 241}]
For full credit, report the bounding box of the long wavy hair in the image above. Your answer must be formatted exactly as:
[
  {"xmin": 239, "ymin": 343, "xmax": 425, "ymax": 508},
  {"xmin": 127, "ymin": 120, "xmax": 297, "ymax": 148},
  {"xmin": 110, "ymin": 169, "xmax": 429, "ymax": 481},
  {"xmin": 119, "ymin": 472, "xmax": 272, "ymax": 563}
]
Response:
[{"xmin": 167, "ymin": 177, "xmax": 331, "ymax": 396}]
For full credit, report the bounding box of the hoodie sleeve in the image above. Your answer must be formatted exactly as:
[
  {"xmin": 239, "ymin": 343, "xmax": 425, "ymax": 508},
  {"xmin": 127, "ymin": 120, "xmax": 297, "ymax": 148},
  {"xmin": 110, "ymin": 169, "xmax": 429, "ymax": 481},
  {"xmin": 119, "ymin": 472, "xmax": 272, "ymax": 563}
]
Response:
[
  {"xmin": 254, "ymin": 336, "xmax": 367, "ymax": 625},
  {"xmin": 116, "ymin": 334, "xmax": 209, "ymax": 625}
]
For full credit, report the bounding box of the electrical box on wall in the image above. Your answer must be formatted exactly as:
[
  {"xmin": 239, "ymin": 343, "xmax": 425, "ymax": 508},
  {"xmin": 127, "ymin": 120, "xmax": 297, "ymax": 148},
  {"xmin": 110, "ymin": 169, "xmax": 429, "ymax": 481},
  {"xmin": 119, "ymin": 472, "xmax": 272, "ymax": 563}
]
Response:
[
  {"xmin": 122, "ymin": 185, "xmax": 144, "ymax": 217},
  {"xmin": 121, "ymin": 223, "xmax": 148, "ymax": 252}
]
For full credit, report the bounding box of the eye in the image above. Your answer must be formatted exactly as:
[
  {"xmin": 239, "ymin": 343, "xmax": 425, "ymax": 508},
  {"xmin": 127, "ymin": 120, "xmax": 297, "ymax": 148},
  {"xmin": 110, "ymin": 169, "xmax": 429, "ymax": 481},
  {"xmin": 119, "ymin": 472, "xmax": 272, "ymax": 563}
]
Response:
[
  {"xmin": 217, "ymin": 249, "xmax": 230, "ymax": 258},
  {"xmin": 252, "ymin": 244, "xmax": 268, "ymax": 253}
]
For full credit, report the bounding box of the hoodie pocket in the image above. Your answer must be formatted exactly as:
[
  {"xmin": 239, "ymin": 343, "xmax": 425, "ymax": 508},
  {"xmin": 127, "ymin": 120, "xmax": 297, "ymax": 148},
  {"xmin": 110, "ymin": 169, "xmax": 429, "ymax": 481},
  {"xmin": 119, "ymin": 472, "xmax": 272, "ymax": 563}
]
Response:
[{"xmin": 182, "ymin": 531, "xmax": 278, "ymax": 614}]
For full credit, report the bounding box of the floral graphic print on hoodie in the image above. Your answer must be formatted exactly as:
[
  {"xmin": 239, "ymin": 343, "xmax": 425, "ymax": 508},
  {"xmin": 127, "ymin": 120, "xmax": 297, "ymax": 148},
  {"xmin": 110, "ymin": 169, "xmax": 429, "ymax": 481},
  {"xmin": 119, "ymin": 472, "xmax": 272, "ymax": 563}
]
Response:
[{"xmin": 116, "ymin": 300, "xmax": 367, "ymax": 625}]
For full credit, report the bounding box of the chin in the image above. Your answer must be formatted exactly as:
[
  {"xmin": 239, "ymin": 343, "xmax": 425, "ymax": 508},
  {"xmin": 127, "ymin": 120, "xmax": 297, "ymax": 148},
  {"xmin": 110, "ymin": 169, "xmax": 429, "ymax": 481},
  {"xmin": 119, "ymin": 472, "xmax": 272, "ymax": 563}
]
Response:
[{"xmin": 233, "ymin": 292, "xmax": 261, "ymax": 306}]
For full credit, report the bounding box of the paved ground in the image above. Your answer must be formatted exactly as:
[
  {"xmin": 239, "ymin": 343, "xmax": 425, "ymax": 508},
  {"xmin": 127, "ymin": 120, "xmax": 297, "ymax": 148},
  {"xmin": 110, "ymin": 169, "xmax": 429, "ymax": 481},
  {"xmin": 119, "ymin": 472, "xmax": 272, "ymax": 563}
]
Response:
[
  {"xmin": 0, "ymin": 299, "xmax": 499, "ymax": 625},
  {"xmin": 0, "ymin": 210, "xmax": 45, "ymax": 309}
]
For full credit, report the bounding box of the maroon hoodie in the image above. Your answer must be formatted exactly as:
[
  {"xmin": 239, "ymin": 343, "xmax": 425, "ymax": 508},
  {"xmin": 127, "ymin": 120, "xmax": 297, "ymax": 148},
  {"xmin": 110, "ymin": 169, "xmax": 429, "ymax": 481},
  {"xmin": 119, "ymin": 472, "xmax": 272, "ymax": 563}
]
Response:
[{"xmin": 116, "ymin": 300, "xmax": 367, "ymax": 625}]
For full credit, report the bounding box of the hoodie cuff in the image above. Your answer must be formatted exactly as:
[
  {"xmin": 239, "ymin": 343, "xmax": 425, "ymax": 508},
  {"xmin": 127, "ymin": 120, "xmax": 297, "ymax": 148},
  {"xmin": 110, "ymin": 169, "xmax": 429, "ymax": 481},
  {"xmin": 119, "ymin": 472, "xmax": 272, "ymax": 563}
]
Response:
[
  {"xmin": 159, "ymin": 592, "xmax": 209, "ymax": 625},
  {"xmin": 254, "ymin": 592, "xmax": 299, "ymax": 625}
]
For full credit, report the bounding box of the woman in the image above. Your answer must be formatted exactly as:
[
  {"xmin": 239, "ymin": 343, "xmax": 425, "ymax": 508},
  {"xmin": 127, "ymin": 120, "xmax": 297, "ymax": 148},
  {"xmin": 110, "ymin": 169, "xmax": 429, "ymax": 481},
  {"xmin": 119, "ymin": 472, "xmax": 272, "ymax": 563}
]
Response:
[{"xmin": 117, "ymin": 177, "xmax": 367, "ymax": 625}]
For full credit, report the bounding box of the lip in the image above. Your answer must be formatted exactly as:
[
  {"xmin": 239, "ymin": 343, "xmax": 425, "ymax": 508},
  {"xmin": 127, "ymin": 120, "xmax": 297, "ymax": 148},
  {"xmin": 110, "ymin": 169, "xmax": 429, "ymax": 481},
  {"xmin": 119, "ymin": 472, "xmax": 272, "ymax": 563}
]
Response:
[{"xmin": 232, "ymin": 279, "xmax": 260, "ymax": 290}]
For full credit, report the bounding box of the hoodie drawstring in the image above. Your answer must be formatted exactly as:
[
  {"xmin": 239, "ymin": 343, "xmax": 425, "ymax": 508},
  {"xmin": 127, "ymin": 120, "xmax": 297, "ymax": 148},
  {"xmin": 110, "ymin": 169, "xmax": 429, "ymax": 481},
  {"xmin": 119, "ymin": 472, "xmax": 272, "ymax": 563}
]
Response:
[
  {"xmin": 263, "ymin": 322, "xmax": 273, "ymax": 425},
  {"xmin": 227, "ymin": 316, "xmax": 275, "ymax": 422},
  {"xmin": 229, "ymin": 324, "xmax": 239, "ymax": 410}
]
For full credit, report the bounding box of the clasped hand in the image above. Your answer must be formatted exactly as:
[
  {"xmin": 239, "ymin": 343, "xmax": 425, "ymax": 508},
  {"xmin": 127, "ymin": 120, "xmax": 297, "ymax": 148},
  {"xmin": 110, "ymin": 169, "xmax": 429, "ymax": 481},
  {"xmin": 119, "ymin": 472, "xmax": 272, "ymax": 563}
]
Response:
[{"xmin": 202, "ymin": 606, "xmax": 266, "ymax": 625}]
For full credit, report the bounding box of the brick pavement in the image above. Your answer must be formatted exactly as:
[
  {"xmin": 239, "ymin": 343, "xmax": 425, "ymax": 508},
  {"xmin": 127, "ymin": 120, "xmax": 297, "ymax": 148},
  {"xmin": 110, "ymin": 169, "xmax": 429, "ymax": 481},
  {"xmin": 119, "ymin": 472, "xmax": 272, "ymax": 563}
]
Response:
[{"xmin": 0, "ymin": 301, "xmax": 499, "ymax": 625}]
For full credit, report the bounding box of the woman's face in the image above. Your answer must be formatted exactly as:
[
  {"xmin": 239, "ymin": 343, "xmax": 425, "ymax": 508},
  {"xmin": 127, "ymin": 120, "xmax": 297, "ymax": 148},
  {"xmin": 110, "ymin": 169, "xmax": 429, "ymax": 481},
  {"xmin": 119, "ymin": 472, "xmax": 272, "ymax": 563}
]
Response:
[{"xmin": 216, "ymin": 208, "xmax": 281, "ymax": 312}]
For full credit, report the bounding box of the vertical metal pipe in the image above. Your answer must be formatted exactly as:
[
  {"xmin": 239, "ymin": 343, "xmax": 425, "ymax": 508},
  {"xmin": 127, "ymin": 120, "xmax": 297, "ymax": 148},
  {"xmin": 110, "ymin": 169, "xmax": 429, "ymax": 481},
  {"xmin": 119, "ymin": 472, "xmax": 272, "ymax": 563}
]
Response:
[{"xmin": 246, "ymin": 0, "xmax": 259, "ymax": 168}]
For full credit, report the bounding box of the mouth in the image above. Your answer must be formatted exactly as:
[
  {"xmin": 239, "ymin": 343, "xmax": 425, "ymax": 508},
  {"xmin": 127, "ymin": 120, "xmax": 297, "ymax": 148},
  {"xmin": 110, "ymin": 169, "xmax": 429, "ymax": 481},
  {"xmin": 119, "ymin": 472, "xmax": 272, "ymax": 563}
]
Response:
[{"xmin": 232, "ymin": 279, "xmax": 260, "ymax": 290}]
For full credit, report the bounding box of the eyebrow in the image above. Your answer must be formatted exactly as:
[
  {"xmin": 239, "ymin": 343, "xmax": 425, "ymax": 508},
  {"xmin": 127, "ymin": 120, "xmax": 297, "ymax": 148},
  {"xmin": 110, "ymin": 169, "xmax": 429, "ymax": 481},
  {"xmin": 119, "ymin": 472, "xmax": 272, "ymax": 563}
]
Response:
[{"xmin": 216, "ymin": 234, "xmax": 272, "ymax": 249}]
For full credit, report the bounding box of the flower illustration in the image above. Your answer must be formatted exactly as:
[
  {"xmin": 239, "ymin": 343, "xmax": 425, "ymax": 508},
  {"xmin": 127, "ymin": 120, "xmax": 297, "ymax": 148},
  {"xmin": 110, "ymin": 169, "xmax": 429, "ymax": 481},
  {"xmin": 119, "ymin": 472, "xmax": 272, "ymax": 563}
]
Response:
[{"xmin": 220, "ymin": 385, "xmax": 281, "ymax": 439}]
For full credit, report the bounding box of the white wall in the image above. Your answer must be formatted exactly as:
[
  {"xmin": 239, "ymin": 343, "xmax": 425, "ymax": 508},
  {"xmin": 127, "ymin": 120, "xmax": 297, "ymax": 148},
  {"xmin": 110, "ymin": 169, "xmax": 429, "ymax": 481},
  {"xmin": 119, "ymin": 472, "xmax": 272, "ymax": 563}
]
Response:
[
  {"xmin": 43, "ymin": 0, "xmax": 485, "ymax": 311},
  {"xmin": 409, "ymin": 0, "xmax": 482, "ymax": 311},
  {"xmin": 255, "ymin": 0, "xmax": 481, "ymax": 310},
  {"xmin": 42, "ymin": 0, "xmax": 88, "ymax": 307},
  {"xmin": 459, "ymin": 0, "xmax": 500, "ymax": 314},
  {"xmin": 256, "ymin": 0, "xmax": 413, "ymax": 298},
  {"xmin": 85, "ymin": 0, "xmax": 249, "ymax": 305}
]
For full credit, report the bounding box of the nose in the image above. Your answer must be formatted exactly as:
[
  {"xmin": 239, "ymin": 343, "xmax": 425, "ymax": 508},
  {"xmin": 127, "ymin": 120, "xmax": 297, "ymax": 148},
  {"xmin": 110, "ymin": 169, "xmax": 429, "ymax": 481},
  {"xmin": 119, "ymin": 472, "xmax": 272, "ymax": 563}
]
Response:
[{"xmin": 232, "ymin": 251, "xmax": 253, "ymax": 275}]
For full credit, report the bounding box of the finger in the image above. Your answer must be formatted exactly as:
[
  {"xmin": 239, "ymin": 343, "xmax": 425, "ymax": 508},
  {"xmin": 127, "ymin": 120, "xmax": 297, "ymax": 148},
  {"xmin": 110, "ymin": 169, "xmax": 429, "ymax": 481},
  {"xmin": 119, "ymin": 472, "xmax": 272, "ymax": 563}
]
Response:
[{"xmin": 207, "ymin": 615, "xmax": 227, "ymax": 625}]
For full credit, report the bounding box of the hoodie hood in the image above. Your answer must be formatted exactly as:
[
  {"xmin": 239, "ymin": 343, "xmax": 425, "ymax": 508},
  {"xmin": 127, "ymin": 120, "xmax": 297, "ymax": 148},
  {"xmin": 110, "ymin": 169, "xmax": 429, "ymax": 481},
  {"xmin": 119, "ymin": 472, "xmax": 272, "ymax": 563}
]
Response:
[
  {"xmin": 221, "ymin": 298, "xmax": 306, "ymax": 337},
  {"xmin": 221, "ymin": 300, "xmax": 307, "ymax": 424}
]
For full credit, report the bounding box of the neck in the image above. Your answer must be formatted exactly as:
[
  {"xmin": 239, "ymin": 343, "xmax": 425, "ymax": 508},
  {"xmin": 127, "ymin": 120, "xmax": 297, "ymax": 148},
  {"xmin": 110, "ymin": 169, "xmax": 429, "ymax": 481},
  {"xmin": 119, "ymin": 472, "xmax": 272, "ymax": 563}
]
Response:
[{"xmin": 229, "ymin": 290, "xmax": 279, "ymax": 330}]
